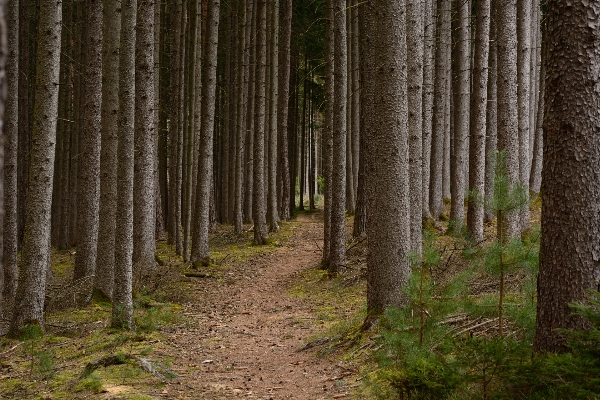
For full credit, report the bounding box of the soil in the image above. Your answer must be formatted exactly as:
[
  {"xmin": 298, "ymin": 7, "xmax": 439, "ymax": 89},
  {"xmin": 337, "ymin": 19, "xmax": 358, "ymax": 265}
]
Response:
[{"xmin": 146, "ymin": 212, "xmax": 357, "ymax": 399}]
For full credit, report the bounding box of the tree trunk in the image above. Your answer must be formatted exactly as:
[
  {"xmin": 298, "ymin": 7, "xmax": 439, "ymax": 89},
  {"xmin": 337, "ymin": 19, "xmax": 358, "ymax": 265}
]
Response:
[
  {"xmin": 9, "ymin": 0, "xmax": 62, "ymax": 335},
  {"xmin": 277, "ymin": 0, "xmax": 291, "ymax": 221},
  {"xmin": 366, "ymin": 0, "xmax": 410, "ymax": 317},
  {"xmin": 534, "ymin": 0, "xmax": 600, "ymax": 353},
  {"xmin": 112, "ymin": 0, "xmax": 136, "ymax": 330},
  {"xmin": 496, "ymin": 0, "xmax": 520, "ymax": 239},
  {"xmin": 94, "ymin": 0, "xmax": 121, "ymax": 300},
  {"xmin": 517, "ymin": 0, "xmax": 531, "ymax": 232},
  {"xmin": 191, "ymin": 0, "xmax": 220, "ymax": 265},
  {"xmin": 422, "ymin": 0, "xmax": 436, "ymax": 221},
  {"xmin": 2, "ymin": 0, "xmax": 19, "ymax": 317},
  {"xmin": 322, "ymin": 0, "xmax": 334, "ymax": 267},
  {"xmin": 133, "ymin": 0, "xmax": 157, "ymax": 271},
  {"xmin": 252, "ymin": 0, "xmax": 268, "ymax": 245},
  {"xmin": 267, "ymin": 0, "xmax": 279, "ymax": 231},
  {"xmin": 529, "ymin": 5, "xmax": 544, "ymax": 194},
  {"xmin": 429, "ymin": 0, "xmax": 450, "ymax": 219},
  {"xmin": 244, "ymin": 1, "xmax": 256, "ymax": 224},
  {"xmin": 449, "ymin": 0, "xmax": 470, "ymax": 231},
  {"xmin": 484, "ymin": 0, "xmax": 497, "ymax": 223},
  {"xmin": 74, "ymin": 0, "xmax": 103, "ymax": 283},
  {"xmin": 234, "ymin": 0, "xmax": 248, "ymax": 235},
  {"xmin": 407, "ymin": 0, "xmax": 424, "ymax": 254},
  {"xmin": 467, "ymin": 0, "xmax": 491, "ymax": 244}
]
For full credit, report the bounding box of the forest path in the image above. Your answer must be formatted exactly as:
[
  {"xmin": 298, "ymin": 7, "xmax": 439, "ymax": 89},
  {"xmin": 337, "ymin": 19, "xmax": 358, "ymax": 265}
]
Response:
[{"xmin": 152, "ymin": 212, "xmax": 353, "ymax": 399}]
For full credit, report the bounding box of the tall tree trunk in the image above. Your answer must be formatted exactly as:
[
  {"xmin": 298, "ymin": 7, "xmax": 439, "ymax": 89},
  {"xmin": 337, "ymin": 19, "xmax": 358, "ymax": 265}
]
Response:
[
  {"xmin": 429, "ymin": 0, "xmax": 450, "ymax": 219},
  {"xmin": 366, "ymin": 0, "xmax": 410, "ymax": 319},
  {"xmin": 322, "ymin": 0, "xmax": 334, "ymax": 267},
  {"xmin": 534, "ymin": 0, "xmax": 600, "ymax": 353},
  {"xmin": 277, "ymin": 0, "xmax": 291, "ymax": 221},
  {"xmin": 133, "ymin": 0, "xmax": 157, "ymax": 271},
  {"xmin": 328, "ymin": 0, "xmax": 347, "ymax": 274},
  {"xmin": 244, "ymin": 1, "xmax": 256, "ymax": 224},
  {"xmin": 112, "ymin": 0, "xmax": 137, "ymax": 329},
  {"xmin": 267, "ymin": 0, "xmax": 279, "ymax": 231},
  {"xmin": 496, "ymin": 0, "xmax": 520, "ymax": 239},
  {"xmin": 350, "ymin": 2, "xmax": 360, "ymax": 211},
  {"xmin": 422, "ymin": 0, "xmax": 436, "ymax": 221},
  {"xmin": 467, "ymin": 0, "xmax": 491, "ymax": 244},
  {"xmin": 345, "ymin": 7, "xmax": 355, "ymax": 215},
  {"xmin": 94, "ymin": 0, "xmax": 121, "ymax": 300},
  {"xmin": 2, "ymin": 0, "xmax": 19, "ymax": 318},
  {"xmin": 9, "ymin": 0, "xmax": 62, "ymax": 335},
  {"xmin": 517, "ymin": 0, "xmax": 531, "ymax": 232},
  {"xmin": 450, "ymin": 0, "xmax": 470, "ymax": 231},
  {"xmin": 484, "ymin": 0, "xmax": 497, "ymax": 223},
  {"xmin": 74, "ymin": 0, "xmax": 103, "ymax": 284},
  {"xmin": 253, "ymin": 0, "xmax": 268, "ymax": 244},
  {"xmin": 407, "ymin": 0, "xmax": 424, "ymax": 254},
  {"xmin": 530, "ymin": 16, "xmax": 545, "ymax": 194},
  {"xmin": 191, "ymin": 0, "xmax": 220, "ymax": 265},
  {"xmin": 234, "ymin": 0, "xmax": 248, "ymax": 235}
]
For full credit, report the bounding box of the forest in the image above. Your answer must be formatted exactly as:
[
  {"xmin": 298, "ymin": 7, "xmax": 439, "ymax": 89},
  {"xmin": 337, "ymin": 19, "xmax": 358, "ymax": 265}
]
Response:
[{"xmin": 0, "ymin": 0, "xmax": 599, "ymax": 398}]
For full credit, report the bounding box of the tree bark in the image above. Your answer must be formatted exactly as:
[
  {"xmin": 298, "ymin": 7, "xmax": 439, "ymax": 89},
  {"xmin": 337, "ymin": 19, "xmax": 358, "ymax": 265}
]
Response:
[
  {"xmin": 496, "ymin": 0, "xmax": 520, "ymax": 239},
  {"xmin": 422, "ymin": 0, "xmax": 436, "ymax": 221},
  {"xmin": 484, "ymin": 0, "xmax": 497, "ymax": 223},
  {"xmin": 133, "ymin": 0, "xmax": 157, "ymax": 271},
  {"xmin": 322, "ymin": 0, "xmax": 334, "ymax": 268},
  {"xmin": 517, "ymin": 0, "xmax": 531, "ymax": 232},
  {"xmin": 267, "ymin": 0, "xmax": 279, "ymax": 231},
  {"xmin": 366, "ymin": 0, "xmax": 410, "ymax": 316},
  {"xmin": 112, "ymin": 0, "xmax": 136, "ymax": 330},
  {"xmin": 534, "ymin": 0, "xmax": 600, "ymax": 353},
  {"xmin": 73, "ymin": 0, "xmax": 103, "ymax": 284},
  {"xmin": 9, "ymin": 0, "xmax": 62, "ymax": 335},
  {"xmin": 277, "ymin": 0, "xmax": 291, "ymax": 221},
  {"xmin": 2, "ymin": 0, "xmax": 18, "ymax": 317},
  {"xmin": 94, "ymin": 0, "xmax": 121, "ymax": 300},
  {"xmin": 191, "ymin": 0, "xmax": 220, "ymax": 264},
  {"xmin": 467, "ymin": 0, "xmax": 491, "ymax": 244}
]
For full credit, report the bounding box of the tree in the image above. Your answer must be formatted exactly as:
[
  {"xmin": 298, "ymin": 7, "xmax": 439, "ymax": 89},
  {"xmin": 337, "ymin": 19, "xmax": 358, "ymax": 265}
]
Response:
[
  {"xmin": 467, "ymin": 0, "xmax": 491, "ymax": 244},
  {"xmin": 421, "ymin": 0, "xmax": 436, "ymax": 221},
  {"xmin": 252, "ymin": 0, "xmax": 269, "ymax": 245},
  {"xmin": 322, "ymin": 0, "xmax": 334, "ymax": 268},
  {"xmin": 449, "ymin": 0, "xmax": 471, "ymax": 231},
  {"xmin": 112, "ymin": 0, "xmax": 136, "ymax": 329},
  {"xmin": 495, "ymin": 0, "xmax": 520, "ymax": 239},
  {"xmin": 95, "ymin": 0, "xmax": 121, "ymax": 300},
  {"xmin": 484, "ymin": 0, "xmax": 498, "ymax": 223},
  {"xmin": 328, "ymin": 0, "xmax": 347, "ymax": 274},
  {"xmin": 429, "ymin": 0, "xmax": 450, "ymax": 219},
  {"xmin": 9, "ymin": 0, "xmax": 62, "ymax": 335},
  {"xmin": 517, "ymin": 0, "xmax": 531, "ymax": 232},
  {"xmin": 534, "ymin": 0, "xmax": 600, "ymax": 353},
  {"xmin": 407, "ymin": 0, "xmax": 424, "ymax": 255},
  {"xmin": 267, "ymin": 0, "xmax": 279, "ymax": 232},
  {"xmin": 73, "ymin": 0, "xmax": 103, "ymax": 283},
  {"xmin": 191, "ymin": 0, "xmax": 220, "ymax": 264},
  {"xmin": 365, "ymin": 0, "xmax": 410, "ymax": 320},
  {"xmin": 2, "ymin": 0, "xmax": 18, "ymax": 317},
  {"xmin": 133, "ymin": 0, "xmax": 157, "ymax": 272}
]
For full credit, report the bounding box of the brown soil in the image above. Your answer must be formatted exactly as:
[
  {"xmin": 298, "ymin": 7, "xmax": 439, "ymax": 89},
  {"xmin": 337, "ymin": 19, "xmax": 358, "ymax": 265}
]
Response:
[{"xmin": 146, "ymin": 212, "xmax": 356, "ymax": 399}]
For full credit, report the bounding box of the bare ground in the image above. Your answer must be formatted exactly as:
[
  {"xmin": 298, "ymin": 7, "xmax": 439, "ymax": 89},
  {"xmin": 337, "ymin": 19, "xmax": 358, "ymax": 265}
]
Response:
[{"xmin": 145, "ymin": 212, "xmax": 357, "ymax": 399}]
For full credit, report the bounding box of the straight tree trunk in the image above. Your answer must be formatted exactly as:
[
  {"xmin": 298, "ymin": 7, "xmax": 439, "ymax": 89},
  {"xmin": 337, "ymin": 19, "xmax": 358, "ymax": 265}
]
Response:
[
  {"xmin": 422, "ymin": 0, "xmax": 436, "ymax": 221},
  {"xmin": 322, "ymin": 0, "xmax": 334, "ymax": 267},
  {"xmin": 2, "ymin": 0, "xmax": 18, "ymax": 317},
  {"xmin": 517, "ymin": 0, "xmax": 531, "ymax": 232},
  {"xmin": 234, "ymin": 0, "xmax": 248, "ymax": 235},
  {"xmin": 467, "ymin": 0, "xmax": 491, "ymax": 244},
  {"xmin": 244, "ymin": 1, "xmax": 256, "ymax": 223},
  {"xmin": 94, "ymin": 0, "xmax": 121, "ymax": 300},
  {"xmin": 0, "ymin": 0, "xmax": 6, "ymax": 317},
  {"xmin": 267, "ymin": 0, "xmax": 279, "ymax": 231},
  {"xmin": 345, "ymin": 8, "xmax": 355, "ymax": 215},
  {"xmin": 252, "ymin": 0, "xmax": 269, "ymax": 244},
  {"xmin": 329, "ymin": 0, "xmax": 347, "ymax": 274},
  {"xmin": 530, "ymin": 21, "xmax": 545, "ymax": 194},
  {"xmin": 407, "ymin": 0, "xmax": 424, "ymax": 254},
  {"xmin": 366, "ymin": 0, "xmax": 410, "ymax": 318},
  {"xmin": 133, "ymin": 0, "xmax": 157, "ymax": 271},
  {"xmin": 484, "ymin": 0, "xmax": 497, "ymax": 223},
  {"xmin": 74, "ymin": 0, "xmax": 103, "ymax": 283},
  {"xmin": 277, "ymin": 0, "xmax": 291, "ymax": 221},
  {"xmin": 191, "ymin": 0, "xmax": 220, "ymax": 264},
  {"xmin": 350, "ymin": 2, "xmax": 360, "ymax": 210},
  {"xmin": 9, "ymin": 0, "xmax": 62, "ymax": 335},
  {"xmin": 496, "ymin": 0, "xmax": 520, "ymax": 239},
  {"xmin": 429, "ymin": 0, "xmax": 450, "ymax": 219},
  {"xmin": 450, "ymin": 0, "xmax": 470, "ymax": 231},
  {"xmin": 112, "ymin": 0, "xmax": 136, "ymax": 330},
  {"xmin": 534, "ymin": 0, "xmax": 600, "ymax": 353}
]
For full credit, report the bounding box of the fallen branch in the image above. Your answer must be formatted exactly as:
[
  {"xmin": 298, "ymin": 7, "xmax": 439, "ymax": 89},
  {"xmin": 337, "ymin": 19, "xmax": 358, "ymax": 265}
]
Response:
[
  {"xmin": 0, "ymin": 342, "xmax": 23, "ymax": 358},
  {"xmin": 182, "ymin": 272, "xmax": 212, "ymax": 278}
]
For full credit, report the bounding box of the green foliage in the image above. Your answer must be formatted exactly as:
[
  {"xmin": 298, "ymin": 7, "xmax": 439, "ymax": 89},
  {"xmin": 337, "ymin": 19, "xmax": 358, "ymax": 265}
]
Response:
[{"xmin": 74, "ymin": 372, "xmax": 104, "ymax": 393}]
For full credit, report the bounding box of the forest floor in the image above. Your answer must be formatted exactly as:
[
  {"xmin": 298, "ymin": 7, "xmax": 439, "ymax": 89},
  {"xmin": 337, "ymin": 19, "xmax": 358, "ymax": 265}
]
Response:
[{"xmin": 0, "ymin": 210, "xmax": 369, "ymax": 399}]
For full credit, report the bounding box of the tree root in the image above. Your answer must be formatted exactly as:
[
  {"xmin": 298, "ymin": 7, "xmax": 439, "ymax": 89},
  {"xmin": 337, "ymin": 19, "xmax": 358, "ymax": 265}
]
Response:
[{"xmin": 81, "ymin": 354, "xmax": 167, "ymax": 380}]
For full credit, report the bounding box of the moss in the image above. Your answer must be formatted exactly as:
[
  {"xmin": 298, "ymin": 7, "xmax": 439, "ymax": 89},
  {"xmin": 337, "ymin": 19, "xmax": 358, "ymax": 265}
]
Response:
[{"xmin": 74, "ymin": 372, "xmax": 104, "ymax": 393}]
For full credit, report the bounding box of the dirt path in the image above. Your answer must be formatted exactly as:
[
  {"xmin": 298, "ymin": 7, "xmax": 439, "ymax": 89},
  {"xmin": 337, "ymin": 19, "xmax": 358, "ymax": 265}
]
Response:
[{"xmin": 152, "ymin": 213, "xmax": 353, "ymax": 399}]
